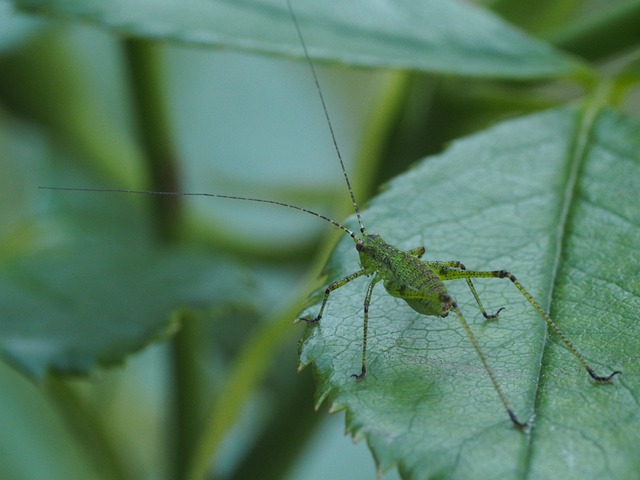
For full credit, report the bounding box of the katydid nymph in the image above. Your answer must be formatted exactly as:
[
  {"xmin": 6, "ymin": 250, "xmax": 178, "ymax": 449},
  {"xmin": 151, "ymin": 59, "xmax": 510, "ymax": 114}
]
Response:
[{"xmin": 42, "ymin": 0, "xmax": 621, "ymax": 430}]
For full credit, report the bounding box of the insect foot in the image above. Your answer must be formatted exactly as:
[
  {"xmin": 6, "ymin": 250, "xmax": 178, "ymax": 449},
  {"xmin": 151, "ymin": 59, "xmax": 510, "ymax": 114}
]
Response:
[
  {"xmin": 483, "ymin": 306, "xmax": 506, "ymax": 321},
  {"xmin": 587, "ymin": 366, "xmax": 622, "ymax": 383},
  {"xmin": 455, "ymin": 267, "xmax": 623, "ymax": 389},
  {"xmin": 298, "ymin": 315, "xmax": 321, "ymax": 324},
  {"xmin": 351, "ymin": 366, "xmax": 366, "ymax": 381},
  {"xmin": 508, "ymin": 410, "xmax": 528, "ymax": 431}
]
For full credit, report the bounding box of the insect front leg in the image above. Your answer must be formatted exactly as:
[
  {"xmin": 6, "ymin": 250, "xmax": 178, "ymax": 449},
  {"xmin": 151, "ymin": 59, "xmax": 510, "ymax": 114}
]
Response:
[
  {"xmin": 441, "ymin": 268, "xmax": 621, "ymax": 383},
  {"xmin": 351, "ymin": 275, "xmax": 380, "ymax": 381},
  {"xmin": 299, "ymin": 268, "xmax": 368, "ymax": 323}
]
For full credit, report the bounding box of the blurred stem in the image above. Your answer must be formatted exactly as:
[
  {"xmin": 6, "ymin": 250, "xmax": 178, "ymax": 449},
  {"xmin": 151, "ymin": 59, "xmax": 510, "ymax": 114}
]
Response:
[
  {"xmin": 171, "ymin": 310, "xmax": 207, "ymax": 480},
  {"xmin": 123, "ymin": 39, "xmax": 182, "ymax": 242},
  {"xmin": 354, "ymin": 71, "xmax": 416, "ymax": 195},
  {"xmin": 547, "ymin": 0, "xmax": 640, "ymax": 61},
  {"xmin": 123, "ymin": 39, "xmax": 194, "ymax": 480},
  {"xmin": 45, "ymin": 376, "xmax": 128, "ymax": 480},
  {"xmin": 0, "ymin": 30, "xmax": 144, "ymax": 187},
  {"xmin": 361, "ymin": 72, "xmax": 557, "ymax": 192},
  {"xmin": 186, "ymin": 290, "xmax": 311, "ymax": 480},
  {"xmin": 487, "ymin": 0, "xmax": 582, "ymax": 33},
  {"xmin": 228, "ymin": 371, "xmax": 318, "ymax": 480}
]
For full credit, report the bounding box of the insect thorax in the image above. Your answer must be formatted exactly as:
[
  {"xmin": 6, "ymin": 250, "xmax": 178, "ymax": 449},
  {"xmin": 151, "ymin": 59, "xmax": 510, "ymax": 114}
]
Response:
[{"xmin": 358, "ymin": 233, "xmax": 451, "ymax": 317}]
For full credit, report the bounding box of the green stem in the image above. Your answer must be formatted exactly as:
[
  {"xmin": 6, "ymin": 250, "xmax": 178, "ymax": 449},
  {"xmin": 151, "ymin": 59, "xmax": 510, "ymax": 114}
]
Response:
[
  {"xmin": 354, "ymin": 71, "xmax": 416, "ymax": 195},
  {"xmin": 123, "ymin": 39, "xmax": 182, "ymax": 242},
  {"xmin": 228, "ymin": 372, "xmax": 318, "ymax": 480},
  {"xmin": 170, "ymin": 311, "xmax": 205, "ymax": 480},
  {"xmin": 45, "ymin": 376, "xmax": 129, "ymax": 480},
  {"xmin": 123, "ymin": 39, "xmax": 195, "ymax": 480},
  {"xmin": 185, "ymin": 291, "xmax": 312, "ymax": 480},
  {"xmin": 547, "ymin": 0, "xmax": 640, "ymax": 62}
]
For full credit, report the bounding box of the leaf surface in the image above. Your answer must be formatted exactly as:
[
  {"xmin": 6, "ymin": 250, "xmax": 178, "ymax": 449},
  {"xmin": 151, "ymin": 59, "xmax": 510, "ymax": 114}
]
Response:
[
  {"xmin": 299, "ymin": 106, "xmax": 640, "ymax": 479},
  {"xmin": 11, "ymin": 0, "xmax": 584, "ymax": 78}
]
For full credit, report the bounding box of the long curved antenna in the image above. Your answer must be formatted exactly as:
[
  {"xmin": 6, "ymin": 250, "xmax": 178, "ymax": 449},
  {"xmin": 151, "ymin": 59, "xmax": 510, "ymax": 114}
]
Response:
[
  {"xmin": 285, "ymin": 0, "xmax": 366, "ymax": 234},
  {"xmin": 38, "ymin": 186, "xmax": 357, "ymax": 238}
]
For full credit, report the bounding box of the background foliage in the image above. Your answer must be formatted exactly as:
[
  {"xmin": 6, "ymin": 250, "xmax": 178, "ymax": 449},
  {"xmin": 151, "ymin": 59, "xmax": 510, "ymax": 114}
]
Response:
[{"xmin": 0, "ymin": 0, "xmax": 639, "ymax": 479}]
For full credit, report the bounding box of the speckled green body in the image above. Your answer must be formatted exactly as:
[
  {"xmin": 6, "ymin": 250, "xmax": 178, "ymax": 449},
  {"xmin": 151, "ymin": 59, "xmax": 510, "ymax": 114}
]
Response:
[{"xmin": 358, "ymin": 233, "xmax": 453, "ymax": 317}]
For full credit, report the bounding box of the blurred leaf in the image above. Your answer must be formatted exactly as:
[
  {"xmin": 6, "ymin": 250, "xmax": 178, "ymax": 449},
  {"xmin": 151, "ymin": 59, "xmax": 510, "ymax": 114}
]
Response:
[
  {"xmin": 0, "ymin": 1, "xmax": 43, "ymax": 53},
  {"xmin": 0, "ymin": 361, "xmax": 109, "ymax": 479},
  {"xmin": 299, "ymin": 106, "xmax": 640, "ymax": 479},
  {"xmin": 0, "ymin": 244, "xmax": 251, "ymax": 380},
  {"xmin": 11, "ymin": 0, "xmax": 585, "ymax": 79},
  {"xmin": 0, "ymin": 118, "xmax": 254, "ymax": 381}
]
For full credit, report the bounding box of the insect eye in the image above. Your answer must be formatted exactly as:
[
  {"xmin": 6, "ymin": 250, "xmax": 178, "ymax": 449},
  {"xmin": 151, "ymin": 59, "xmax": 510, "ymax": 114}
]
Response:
[{"xmin": 356, "ymin": 241, "xmax": 364, "ymax": 251}]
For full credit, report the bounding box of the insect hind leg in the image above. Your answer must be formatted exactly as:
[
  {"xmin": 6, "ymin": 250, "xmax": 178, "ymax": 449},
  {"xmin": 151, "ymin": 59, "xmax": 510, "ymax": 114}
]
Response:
[
  {"xmin": 451, "ymin": 302, "xmax": 527, "ymax": 429},
  {"xmin": 441, "ymin": 268, "xmax": 621, "ymax": 383}
]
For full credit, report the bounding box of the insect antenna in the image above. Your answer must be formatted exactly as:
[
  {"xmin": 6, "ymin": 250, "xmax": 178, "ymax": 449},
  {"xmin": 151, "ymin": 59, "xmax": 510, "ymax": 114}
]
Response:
[
  {"xmin": 38, "ymin": 187, "xmax": 357, "ymax": 238},
  {"xmin": 285, "ymin": 0, "xmax": 366, "ymax": 235},
  {"xmin": 41, "ymin": 1, "xmax": 365, "ymax": 242}
]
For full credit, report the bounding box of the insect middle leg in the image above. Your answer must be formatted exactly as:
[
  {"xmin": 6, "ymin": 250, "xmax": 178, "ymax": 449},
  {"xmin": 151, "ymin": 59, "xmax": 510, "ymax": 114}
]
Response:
[
  {"xmin": 405, "ymin": 251, "xmax": 506, "ymax": 319},
  {"xmin": 441, "ymin": 268, "xmax": 621, "ymax": 383},
  {"xmin": 408, "ymin": 251, "xmax": 499, "ymax": 321},
  {"xmin": 299, "ymin": 268, "xmax": 368, "ymax": 323},
  {"xmin": 406, "ymin": 246, "xmax": 426, "ymax": 257}
]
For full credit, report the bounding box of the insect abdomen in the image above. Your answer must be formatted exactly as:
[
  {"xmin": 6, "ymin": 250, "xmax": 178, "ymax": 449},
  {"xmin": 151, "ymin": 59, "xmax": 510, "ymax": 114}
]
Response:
[{"xmin": 394, "ymin": 257, "xmax": 451, "ymax": 317}]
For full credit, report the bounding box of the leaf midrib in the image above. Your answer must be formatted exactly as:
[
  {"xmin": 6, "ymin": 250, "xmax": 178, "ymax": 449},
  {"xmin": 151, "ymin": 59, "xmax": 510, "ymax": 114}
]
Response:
[{"xmin": 523, "ymin": 98, "xmax": 605, "ymax": 475}]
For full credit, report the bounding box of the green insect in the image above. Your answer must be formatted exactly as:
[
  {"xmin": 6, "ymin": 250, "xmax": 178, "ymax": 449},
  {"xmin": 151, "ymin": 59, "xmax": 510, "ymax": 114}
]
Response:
[{"xmin": 44, "ymin": 0, "xmax": 620, "ymax": 429}]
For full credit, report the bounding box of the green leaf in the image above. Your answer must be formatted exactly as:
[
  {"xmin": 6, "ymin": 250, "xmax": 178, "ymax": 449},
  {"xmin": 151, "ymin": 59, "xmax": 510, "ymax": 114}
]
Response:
[
  {"xmin": 11, "ymin": 0, "xmax": 584, "ymax": 79},
  {"xmin": 0, "ymin": 244, "xmax": 250, "ymax": 379},
  {"xmin": 299, "ymin": 106, "xmax": 640, "ymax": 479},
  {"xmin": 0, "ymin": 362, "xmax": 109, "ymax": 479},
  {"xmin": 0, "ymin": 119, "xmax": 254, "ymax": 380}
]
